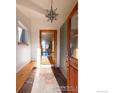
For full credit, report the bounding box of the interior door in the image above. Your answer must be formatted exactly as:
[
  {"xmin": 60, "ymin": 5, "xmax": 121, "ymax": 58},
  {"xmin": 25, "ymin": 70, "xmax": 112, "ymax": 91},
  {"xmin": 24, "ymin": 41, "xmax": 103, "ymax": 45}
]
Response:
[
  {"xmin": 40, "ymin": 30, "xmax": 57, "ymax": 66},
  {"xmin": 67, "ymin": 3, "xmax": 78, "ymax": 93}
]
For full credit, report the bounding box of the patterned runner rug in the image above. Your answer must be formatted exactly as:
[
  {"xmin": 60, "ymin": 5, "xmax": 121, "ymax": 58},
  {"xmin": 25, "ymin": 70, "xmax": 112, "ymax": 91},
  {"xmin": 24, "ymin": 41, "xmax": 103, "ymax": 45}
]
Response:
[{"xmin": 31, "ymin": 65, "xmax": 62, "ymax": 93}]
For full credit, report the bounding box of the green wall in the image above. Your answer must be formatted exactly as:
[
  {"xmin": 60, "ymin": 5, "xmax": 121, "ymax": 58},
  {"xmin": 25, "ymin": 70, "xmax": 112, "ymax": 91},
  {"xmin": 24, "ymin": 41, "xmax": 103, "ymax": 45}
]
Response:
[{"xmin": 60, "ymin": 21, "xmax": 67, "ymax": 78}]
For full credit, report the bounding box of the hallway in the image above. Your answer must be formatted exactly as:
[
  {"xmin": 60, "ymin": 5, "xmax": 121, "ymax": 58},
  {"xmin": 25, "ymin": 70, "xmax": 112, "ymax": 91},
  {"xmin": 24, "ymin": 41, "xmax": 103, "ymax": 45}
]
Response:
[{"xmin": 16, "ymin": 0, "xmax": 78, "ymax": 93}]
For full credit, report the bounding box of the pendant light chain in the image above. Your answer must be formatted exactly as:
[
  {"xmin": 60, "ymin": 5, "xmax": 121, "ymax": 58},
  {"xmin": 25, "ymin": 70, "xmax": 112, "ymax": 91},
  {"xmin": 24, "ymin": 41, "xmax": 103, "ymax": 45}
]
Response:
[
  {"xmin": 46, "ymin": 0, "xmax": 58, "ymax": 23},
  {"xmin": 51, "ymin": 0, "xmax": 53, "ymax": 9}
]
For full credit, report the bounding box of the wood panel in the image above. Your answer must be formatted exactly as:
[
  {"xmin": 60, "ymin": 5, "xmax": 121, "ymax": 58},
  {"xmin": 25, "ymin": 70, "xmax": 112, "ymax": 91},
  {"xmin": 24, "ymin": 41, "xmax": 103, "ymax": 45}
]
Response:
[
  {"xmin": 16, "ymin": 61, "xmax": 35, "ymax": 93},
  {"xmin": 67, "ymin": 58, "xmax": 78, "ymax": 93}
]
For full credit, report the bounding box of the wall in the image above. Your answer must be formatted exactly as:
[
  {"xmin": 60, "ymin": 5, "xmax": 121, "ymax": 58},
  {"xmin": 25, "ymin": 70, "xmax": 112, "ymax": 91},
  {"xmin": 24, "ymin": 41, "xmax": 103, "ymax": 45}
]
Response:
[
  {"xmin": 60, "ymin": 21, "xmax": 67, "ymax": 78},
  {"xmin": 16, "ymin": 9, "xmax": 32, "ymax": 73}
]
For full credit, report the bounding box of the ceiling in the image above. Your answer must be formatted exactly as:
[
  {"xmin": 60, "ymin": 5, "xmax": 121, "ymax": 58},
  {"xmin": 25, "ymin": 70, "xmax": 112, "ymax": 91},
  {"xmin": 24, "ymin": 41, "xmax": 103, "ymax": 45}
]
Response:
[{"xmin": 16, "ymin": 0, "xmax": 77, "ymax": 28}]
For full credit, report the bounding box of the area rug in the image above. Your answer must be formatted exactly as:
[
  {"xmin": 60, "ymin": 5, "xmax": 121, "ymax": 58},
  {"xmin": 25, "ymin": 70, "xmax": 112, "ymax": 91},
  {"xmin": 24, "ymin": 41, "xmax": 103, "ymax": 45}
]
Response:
[{"xmin": 31, "ymin": 66, "xmax": 62, "ymax": 93}]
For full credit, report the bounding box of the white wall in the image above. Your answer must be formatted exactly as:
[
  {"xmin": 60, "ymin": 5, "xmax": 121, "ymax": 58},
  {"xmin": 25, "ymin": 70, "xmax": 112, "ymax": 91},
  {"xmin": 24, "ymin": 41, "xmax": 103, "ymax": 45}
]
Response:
[
  {"xmin": 56, "ymin": 29, "xmax": 60, "ymax": 67},
  {"xmin": 16, "ymin": 9, "xmax": 32, "ymax": 73},
  {"xmin": 31, "ymin": 25, "xmax": 38, "ymax": 61},
  {"xmin": 31, "ymin": 20, "xmax": 60, "ymax": 67}
]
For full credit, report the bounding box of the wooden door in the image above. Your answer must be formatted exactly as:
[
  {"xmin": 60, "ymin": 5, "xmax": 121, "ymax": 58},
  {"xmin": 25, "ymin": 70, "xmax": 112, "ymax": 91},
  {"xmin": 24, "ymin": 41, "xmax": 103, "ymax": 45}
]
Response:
[
  {"xmin": 67, "ymin": 3, "xmax": 78, "ymax": 93},
  {"xmin": 39, "ymin": 30, "xmax": 57, "ymax": 66}
]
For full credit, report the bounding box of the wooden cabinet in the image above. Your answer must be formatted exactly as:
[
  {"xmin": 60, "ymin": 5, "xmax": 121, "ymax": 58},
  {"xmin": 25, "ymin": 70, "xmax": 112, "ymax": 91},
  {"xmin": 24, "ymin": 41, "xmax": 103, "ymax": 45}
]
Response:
[{"xmin": 67, "ymin": 3, "xmax": 78, "ymax": 93}]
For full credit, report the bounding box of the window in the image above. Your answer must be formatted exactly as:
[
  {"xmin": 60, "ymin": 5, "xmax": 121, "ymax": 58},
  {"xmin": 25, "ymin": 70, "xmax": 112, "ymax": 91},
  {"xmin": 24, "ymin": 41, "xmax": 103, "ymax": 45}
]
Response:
[
  {"xmin": 70, "ymin": 11, "xmax": 78, "ymax": 59},
  {"xmin": 17, "ymin": 26, "xmax": 28, "ymax": 45}
]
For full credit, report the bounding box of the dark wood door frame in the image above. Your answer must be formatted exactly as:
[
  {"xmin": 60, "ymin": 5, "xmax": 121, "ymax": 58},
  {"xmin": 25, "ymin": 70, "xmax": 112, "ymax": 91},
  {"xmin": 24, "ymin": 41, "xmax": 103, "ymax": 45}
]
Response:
[{"xmin": 39, "ymin": 30, "xmax": 57, "ymax": 66}]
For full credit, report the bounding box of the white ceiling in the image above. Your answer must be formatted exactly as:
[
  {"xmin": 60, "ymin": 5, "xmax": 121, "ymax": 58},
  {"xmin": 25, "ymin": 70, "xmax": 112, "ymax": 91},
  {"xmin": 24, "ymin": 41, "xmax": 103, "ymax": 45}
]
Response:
[{"xmin": 16, "ymin": 0, "xmax": 77, "ymax": 28}]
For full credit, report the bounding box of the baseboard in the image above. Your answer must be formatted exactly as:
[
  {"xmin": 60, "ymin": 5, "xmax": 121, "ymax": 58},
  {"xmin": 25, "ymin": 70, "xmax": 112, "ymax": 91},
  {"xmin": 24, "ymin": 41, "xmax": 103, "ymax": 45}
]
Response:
[{"xmin": 31, "ymin": 60, "xmax": 36, "ymax": 62}]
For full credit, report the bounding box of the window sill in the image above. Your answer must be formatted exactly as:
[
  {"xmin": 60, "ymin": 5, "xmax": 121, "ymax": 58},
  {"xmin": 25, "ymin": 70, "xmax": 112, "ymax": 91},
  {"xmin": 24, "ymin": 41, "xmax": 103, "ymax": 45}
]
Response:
[{"xmin": 18, "ymin": 42, "xmax": 29, "ymax": 46}]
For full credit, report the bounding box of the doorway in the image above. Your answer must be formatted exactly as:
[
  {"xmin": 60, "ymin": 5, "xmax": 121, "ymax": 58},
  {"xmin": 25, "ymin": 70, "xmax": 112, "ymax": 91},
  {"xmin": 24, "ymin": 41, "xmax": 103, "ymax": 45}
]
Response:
[{"xmin": 39, "ymin": 30, "xmax": 57, "ymax": 66}]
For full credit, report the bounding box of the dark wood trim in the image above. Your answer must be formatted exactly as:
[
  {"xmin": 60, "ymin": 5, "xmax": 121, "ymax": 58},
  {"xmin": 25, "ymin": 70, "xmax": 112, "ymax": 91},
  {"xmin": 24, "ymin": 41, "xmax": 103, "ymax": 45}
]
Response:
[
  {"xmin": 67, "ymin": 3, "xmax": 78, "ymax": 20},
  {"xmin": 39, "ymin": 29, "xmax": 57, "ymax": 66}
]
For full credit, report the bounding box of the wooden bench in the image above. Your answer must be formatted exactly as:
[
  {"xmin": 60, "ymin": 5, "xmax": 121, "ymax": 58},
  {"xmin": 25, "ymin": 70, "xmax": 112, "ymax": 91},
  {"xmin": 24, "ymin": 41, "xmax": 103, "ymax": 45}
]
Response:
[{"xmin": 16, "ymin": 61, "xmax": 35, "ymax": 93}]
